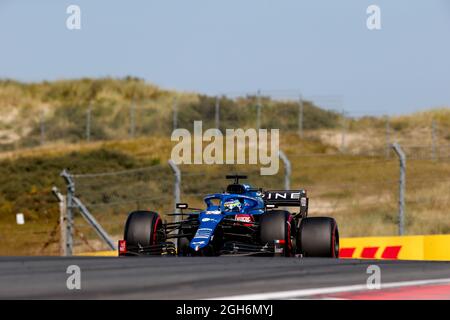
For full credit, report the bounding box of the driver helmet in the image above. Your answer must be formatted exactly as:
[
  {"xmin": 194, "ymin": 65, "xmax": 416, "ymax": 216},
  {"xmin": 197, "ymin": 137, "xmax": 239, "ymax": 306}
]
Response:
[{"xmin": 223, "ymin": 199, "xmax": 242, "ymax": 212}]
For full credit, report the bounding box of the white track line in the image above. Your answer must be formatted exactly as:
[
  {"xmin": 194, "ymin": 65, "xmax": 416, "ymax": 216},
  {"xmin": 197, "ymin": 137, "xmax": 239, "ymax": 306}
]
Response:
[{"xmin": 210, "ymin": 278, "xmax": 450, "ymax": 300}]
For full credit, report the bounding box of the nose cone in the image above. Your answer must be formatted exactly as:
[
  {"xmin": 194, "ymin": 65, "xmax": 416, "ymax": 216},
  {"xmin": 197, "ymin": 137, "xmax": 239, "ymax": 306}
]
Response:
[
  {"xmin": 189, "ymin": 227, "xmax": 213, "ymax": 250},
  {"xmin": 189, "ymin": 213, "xmax": 223, "ymax": 250},
  {"xmin": 190, "ymin": 240, "xmax": 208, "ymax": 251}
]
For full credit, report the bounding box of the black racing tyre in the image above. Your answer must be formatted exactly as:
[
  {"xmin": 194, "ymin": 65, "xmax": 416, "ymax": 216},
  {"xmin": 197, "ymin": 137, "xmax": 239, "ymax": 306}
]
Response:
[
  {"xmin": 124, "ymin": 211, "xmax": 163, "ymax": 247},
  {"xmin": 298, "ymin": 217, "xmax": 339, "ymax": 258},
  {"xmin": 260, "ymin": 210, "xmax": 295, "ymax": 256}
]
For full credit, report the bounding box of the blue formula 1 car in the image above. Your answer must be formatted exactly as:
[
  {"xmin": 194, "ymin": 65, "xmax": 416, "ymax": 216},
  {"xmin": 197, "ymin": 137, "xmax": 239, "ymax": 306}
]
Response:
[{"xmin": 118, "ymin": 175, "xmax": 339, "ymax": 258}]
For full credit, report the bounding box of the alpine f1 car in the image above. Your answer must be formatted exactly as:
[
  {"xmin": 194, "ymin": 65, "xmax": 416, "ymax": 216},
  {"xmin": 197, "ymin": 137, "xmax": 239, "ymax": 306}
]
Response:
[{"xmin": 118, "ymin": 175, "xmax": 339, "ymax": 257}]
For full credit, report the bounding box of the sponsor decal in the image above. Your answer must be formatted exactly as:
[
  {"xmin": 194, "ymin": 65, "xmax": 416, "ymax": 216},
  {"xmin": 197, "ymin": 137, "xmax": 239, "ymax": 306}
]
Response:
[
  {"xmin": 264, "ymin": 191, "xmax": 301, "ymax": 200},
  {"xmin": 118, "ymin": 240, "xmax": 127, "ymax": 254},
  {"xmin": 206, "ymin": 210, "xmax": 222, "ymax": 215},
  {"xmin": 236, "ymin": 214, "xmax": 252, "ymax": 223},
  {"xmin": 194, "ymin": 228, "xmax": 213, "ymax": 239}
]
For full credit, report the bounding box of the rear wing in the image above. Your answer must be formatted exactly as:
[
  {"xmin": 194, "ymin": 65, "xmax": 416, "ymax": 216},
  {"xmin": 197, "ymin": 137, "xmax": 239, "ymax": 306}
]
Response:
[{"xmin": 263, "ymin": 190, "xmax": 308, "ymax": 216}]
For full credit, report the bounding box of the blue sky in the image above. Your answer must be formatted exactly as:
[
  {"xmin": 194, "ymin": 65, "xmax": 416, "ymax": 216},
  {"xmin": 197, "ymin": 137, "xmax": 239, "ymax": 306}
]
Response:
[{"xmin": 0, "ymin": 1, "xmax": 449, "ymax": 115}]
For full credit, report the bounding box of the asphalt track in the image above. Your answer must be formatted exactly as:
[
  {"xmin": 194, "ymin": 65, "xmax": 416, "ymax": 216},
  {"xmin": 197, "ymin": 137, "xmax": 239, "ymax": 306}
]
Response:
[{"xmin": 0, "ymin": 256, "xmax": 450, "ymax": 299}]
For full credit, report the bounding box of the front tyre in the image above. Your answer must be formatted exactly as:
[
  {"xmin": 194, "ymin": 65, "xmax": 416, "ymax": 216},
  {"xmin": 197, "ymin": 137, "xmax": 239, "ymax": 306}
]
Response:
[
  {"xmin": 298, "ymin": 217, "xmax": 339, "ymax": 258},
  {"xmin": 124, "ymin": 211, "xmax": 163, "ymax": 247}
]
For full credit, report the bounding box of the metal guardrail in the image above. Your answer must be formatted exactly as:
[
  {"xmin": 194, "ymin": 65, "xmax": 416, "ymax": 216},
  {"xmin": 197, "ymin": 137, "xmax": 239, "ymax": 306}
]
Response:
[{"xmin": 58, "ymin": 169, "xmax": 116, "ymax": 255}]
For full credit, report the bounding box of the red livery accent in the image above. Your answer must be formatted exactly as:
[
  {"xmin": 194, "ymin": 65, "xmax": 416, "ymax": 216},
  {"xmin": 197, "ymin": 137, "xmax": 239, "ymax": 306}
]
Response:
[
  {"xmin": 339, "ymin": 247, "xmax": 356, "ymax": 258},
  {"xmin": 118, "ymin": 240, "xmax": 127, "ymax": 255},
  {"xmin": 235, "ymin": 214, "xmax": 254, "ymax": 227},
  {"xmin": 286, "ymin": 215, "xmax": 293, "ymax": 256},
  {"xmin": 381, "ymin": 246, "xmax": 402, "ymax": 259},
  {"xmin": 153, "ymin": 216, "xmax": 161, "ymax": 244},
  {"xmin": 360, "ymin": 247, "xmax": 379, "ymax": 259}
]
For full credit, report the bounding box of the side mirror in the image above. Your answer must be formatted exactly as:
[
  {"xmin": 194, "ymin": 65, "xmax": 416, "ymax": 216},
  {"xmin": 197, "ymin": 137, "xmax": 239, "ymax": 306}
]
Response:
[{"xmin": 176, "ymin": 203, "xmax": 188, "ymax": 209}]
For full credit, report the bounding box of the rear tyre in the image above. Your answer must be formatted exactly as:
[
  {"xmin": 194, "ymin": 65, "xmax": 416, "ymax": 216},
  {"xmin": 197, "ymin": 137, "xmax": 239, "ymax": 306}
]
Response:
[
  {"xmin": 298, "ymin": 217, "xmax": 339, "ymax": 258},
  {"xmin": 124, "ymin": 211, "xmax": 163, "ymax": 247},
  {"xmin": 260, "ymin": 210, "xmax": 295, "ymax": 256}
]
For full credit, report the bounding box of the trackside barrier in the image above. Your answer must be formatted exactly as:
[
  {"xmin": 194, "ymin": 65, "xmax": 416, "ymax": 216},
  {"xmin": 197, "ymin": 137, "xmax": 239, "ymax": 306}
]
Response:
[
  {"xmin": 340, "ymin": 235, "xmax": 450, "ymax": 261},
  {"xmin": 60, "ymin": 169, "xmax": 117, "ymax": 254},
  {"xmin": 76, "ymin": 251, "xmax": 117, "ymax": 257},
  {"xmin": 79, "ymin": 235, "xmax": 450, "ymax": 260}
]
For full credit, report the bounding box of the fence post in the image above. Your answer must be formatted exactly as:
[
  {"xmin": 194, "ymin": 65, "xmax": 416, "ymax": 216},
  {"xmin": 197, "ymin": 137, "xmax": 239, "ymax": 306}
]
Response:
[
  {"xmin": 172, "ymin": 97, "xmax": 178, "ymax": 131},
  {"xmin": 279, "ymin": 150, "xmax": 291, "ymax": 190},
  {"xmin": 60, "ymin": 171, "xmax": 117, "ymax": 251},
  {"xmin": 52, "ymin": 187, "xmax": 67, "ymax": 256},
  {"xmin": 60, "ymin": 169, "xmax": 74, "ymax": 256},
  {"xmin": 72, "ymin": 197, "xmax": 116, "ymax": 250},
  {"xmin": 168, "ymin": 160, "xmax": 181, "ymax": 214},
  {"xmin": 215, "ymin": 96, "xmax": 220, "ymax": 131},
  {"xmin": 392, "ymin": 143, "xmax": 406, "ymax": 236},
  {"xmin": 256, "ymin": 90, "xmax": 261, "ymax": 131},
  {"xmin": 298, "ymin": 94, "xmax": 304, "ymax": 138},
  {"xmin": 168, "ymin": 160, "xmax": 181, "ymax": 252}
]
